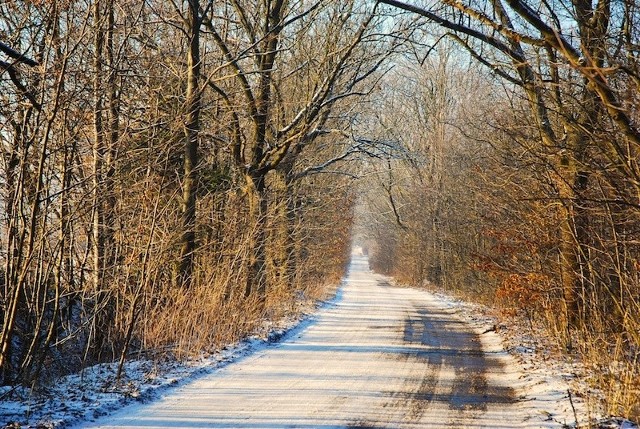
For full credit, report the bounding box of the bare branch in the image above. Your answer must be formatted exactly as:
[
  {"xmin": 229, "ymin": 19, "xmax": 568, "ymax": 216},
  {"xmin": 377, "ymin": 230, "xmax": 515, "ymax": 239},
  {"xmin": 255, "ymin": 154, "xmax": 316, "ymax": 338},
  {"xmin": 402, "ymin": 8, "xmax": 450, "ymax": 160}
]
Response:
[{"xmin": 0, "ymin": 41, "xmax": 38, "ymax": 67}]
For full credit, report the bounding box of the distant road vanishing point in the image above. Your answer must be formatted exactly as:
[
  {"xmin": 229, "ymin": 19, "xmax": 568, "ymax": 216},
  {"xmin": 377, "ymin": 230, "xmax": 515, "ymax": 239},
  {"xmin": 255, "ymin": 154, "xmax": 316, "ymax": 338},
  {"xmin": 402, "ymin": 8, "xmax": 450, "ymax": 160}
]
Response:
[{"xmin": 81, "ymin": 255, "xmax": 532, "ymax": 429}]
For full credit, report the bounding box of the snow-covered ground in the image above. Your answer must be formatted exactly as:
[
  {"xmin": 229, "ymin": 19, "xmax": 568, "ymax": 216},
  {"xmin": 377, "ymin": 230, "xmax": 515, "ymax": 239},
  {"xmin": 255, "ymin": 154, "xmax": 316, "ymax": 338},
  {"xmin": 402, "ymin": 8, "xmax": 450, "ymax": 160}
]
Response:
[
  {"xmin": 1, "ymin": 254, "xmax": 637, "ymax": 429},
  {"xmin": 0, "ymin": 306, "xmax": 323, "ymax": 428},
  {"xmin": 426, "ymin": 290, "xmax": 638, "ymax": 429}
]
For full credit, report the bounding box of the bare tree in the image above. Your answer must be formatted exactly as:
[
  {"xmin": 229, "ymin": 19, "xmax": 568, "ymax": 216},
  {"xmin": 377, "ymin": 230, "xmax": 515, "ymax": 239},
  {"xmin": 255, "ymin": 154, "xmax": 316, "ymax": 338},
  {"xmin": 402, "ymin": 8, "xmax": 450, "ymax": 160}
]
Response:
[{"xmin": 201, "ymin": 0, "xmax": 403, "ymax": 301}]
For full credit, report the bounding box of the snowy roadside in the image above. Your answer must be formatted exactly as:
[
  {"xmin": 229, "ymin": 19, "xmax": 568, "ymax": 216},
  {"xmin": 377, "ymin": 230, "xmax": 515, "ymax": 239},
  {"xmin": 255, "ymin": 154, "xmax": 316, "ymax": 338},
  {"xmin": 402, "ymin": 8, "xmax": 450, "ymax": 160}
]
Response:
[
  {"xmin": 0, "ymin": 292, "xmax": 340, "ymax": 429},
  {"xmin": 2, "ymin": 275, "xmax": 637, "ymax": 429},
  {"xmin": 425, "ymin": 289, "xmax": 639, "ymax": 429}
]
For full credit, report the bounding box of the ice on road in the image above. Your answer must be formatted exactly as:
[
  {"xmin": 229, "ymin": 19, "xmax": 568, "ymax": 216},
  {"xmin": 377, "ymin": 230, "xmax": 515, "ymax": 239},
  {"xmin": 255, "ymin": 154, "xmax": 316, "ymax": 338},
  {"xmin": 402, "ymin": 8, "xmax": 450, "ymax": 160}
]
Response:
[{"xmin": 82, "ymin": 256, "xmax": 531, "ymax": 428}]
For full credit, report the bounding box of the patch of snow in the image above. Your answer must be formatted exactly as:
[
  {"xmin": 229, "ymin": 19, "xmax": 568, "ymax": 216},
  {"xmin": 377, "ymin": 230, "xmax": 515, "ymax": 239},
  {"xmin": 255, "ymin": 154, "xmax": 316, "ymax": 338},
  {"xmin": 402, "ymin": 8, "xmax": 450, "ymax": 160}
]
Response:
[
  {"xmin": 1, "ymin": 288, "xmax": 342, "ymax": 429},
  {"xmin": 1, "ymin": 345, "xmax": 246, "ymax": 428},
  {"xmin": 425, "ymin": 289, "xmax": 638, "ymax": 429},
  {"xmin": 595, "ymin": 417, "xmax": 639, "ymax": 429},
  {"xmin": 2, "ymin": 268, "xmax": 637, "ymax": 429}
]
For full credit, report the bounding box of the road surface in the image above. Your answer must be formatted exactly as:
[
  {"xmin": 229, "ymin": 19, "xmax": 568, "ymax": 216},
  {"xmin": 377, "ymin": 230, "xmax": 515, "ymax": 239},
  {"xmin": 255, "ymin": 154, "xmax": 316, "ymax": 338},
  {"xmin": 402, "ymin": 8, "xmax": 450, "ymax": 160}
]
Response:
[{"xmin": 82, "ymin": 255, "xmax": 531, "ymax": 428}]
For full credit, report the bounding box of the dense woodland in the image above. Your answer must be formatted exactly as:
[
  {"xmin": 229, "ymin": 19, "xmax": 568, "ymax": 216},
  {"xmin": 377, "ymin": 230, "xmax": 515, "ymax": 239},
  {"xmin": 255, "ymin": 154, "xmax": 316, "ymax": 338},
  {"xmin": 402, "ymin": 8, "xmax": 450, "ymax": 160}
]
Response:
[{"xmin": 1, "ymin": 0, "xmax": 639, "ymax": 422}]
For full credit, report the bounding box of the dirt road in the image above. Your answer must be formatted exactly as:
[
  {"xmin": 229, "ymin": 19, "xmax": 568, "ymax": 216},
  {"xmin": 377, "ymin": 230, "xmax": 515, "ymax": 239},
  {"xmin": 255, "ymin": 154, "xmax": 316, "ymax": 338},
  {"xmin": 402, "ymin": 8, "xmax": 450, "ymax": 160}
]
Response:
[{"xmin": 82, "ymin": 255, "xmax": 531, "ymax": 428}]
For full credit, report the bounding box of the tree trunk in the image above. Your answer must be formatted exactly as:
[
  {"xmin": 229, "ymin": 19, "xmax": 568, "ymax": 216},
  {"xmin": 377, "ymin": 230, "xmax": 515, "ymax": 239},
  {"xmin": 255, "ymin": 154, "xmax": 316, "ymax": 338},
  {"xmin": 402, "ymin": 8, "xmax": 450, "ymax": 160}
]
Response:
[
  {"xmin": 177, "ymin": 0, "xmax": 201, "ymax": 288},
  {"xmin": 92, "ymin": 0, "xmax": 105, "ymax": 294},
  {"xmin": 104, "ymin": 0, "xmax": 119, "ymax": 282},
  {"xmin": 0, "ymin": 128, "xmax": 23, "ymax": 383},
  {"xmin": 284, "ymin": 176, "xmax": 300, "ymax": 291},
  {"xmin": 245, "ymin": 173, "xmax": 268, "ymax": 301}
]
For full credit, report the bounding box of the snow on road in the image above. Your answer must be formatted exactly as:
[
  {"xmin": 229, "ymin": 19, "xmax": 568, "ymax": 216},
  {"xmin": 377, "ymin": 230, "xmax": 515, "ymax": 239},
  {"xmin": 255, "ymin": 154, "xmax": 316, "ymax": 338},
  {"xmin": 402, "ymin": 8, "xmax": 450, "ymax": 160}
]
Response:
[{"xmin": 78, "ymin": 256, "xmax": 547, "ymax": 429}]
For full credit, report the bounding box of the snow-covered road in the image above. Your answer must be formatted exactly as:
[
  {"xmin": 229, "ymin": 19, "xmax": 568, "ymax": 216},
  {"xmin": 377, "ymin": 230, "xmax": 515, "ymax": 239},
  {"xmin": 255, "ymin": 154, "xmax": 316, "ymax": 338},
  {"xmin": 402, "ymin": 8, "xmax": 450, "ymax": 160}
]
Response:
[{"xmin": 81, "ymin": 255, "xmax": 533, "ymax": 428}]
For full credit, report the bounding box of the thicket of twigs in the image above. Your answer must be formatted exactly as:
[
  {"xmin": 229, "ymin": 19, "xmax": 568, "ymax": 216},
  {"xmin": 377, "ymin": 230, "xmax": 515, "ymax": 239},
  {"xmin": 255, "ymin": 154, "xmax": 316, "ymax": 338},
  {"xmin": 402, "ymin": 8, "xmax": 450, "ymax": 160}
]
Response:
[
  {"xmin": 363, "ymin": 47, "xmax": 640, "ymax": 422},
  {"xmin": 2, "ymin": 0, "xmax": 640, "ymax": 423},
  {"xmin": 361, "ymin": 0, "xmax": 640, "ymax": 421},
  {"xmin": 0, "ymin": 0, "xmax": 405, "ymax": 388}
]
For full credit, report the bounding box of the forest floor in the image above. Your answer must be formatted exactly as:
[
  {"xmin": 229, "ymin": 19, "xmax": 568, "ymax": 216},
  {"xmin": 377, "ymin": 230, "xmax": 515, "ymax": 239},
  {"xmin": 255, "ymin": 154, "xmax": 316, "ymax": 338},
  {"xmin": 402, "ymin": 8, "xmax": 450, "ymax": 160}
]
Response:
[{"xmin": 1, "ymin": 255, "xmax": 638, "ymax": 429}]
